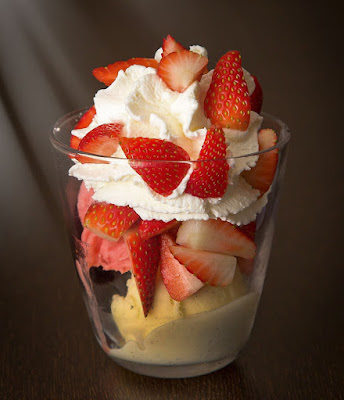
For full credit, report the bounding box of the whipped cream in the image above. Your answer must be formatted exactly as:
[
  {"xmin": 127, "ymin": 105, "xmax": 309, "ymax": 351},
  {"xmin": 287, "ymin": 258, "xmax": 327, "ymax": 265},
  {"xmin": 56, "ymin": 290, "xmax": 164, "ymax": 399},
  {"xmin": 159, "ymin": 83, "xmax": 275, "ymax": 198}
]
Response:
[{"xmin": 69, "ymin": 45, "xmax": 266, "ymax": 225}]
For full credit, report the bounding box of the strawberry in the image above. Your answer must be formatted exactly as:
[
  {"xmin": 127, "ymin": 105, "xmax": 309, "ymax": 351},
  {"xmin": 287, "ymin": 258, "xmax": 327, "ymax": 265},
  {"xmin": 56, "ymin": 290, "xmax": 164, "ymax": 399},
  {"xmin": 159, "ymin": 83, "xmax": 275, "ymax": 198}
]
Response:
[
  {"xmin": 250, "ymin": 75, "xmax": 263, "ymax": 114},
  {"xmin": 139, "ymin": 219, "xmax": 179, "ymax": 240},
  {"xmin": 84, "ymin": 202, "xmax": 139, "ymax": 241},
  {"xmin": 74, "ymin": 106, "xmax": 96, "ymax": 129},
  {"xmin": 70, "ymin": 134, "xmax": 81, "ymax": 150},
  {"xmin": 120, "ymin": 137, "xmax": 190, "ymax": 197},
  {"xmin": 176, "ymin": 219, "xmax": 256, "ymax": 260},
  {"xmin": 242, "ymin": 128, "xmax": 278, "ymax": 195},
  {"xmin": 185, "ymin": 125, "xmax": 229, "ymax": 198},
  {"xmin": 162, "ymin": 34, "xmax": 185, "ymax": 57},
  {"xmin": 239, "ymin": 221, "xmax": 256, "ymax": 241},
  {"xmin": 93, "ymin": 58, "xmax": 158, "ymax": 86},
  {"xmin": 170, "ymin": 245, "xmax": 237, "ymax": 286},
  {"xmin": 70, "ymin": 106, "xmax": 97, "ymax": 150},
  {"xmin": 124, "ymin": 227, "xmax": 160, "ymax": 316},
  {"xmin": 76, "ymin": 123, "xmax": 123, "ymax": 164},
  {"xmin": 204, "ymin": 50, "xmax": 251, "ymax": 131},
  {"xmin": 160, "ymin": 234, "xmax": 204, "ymax": 301},
  {"xmin": 157, "ymin": 49, "xmax": 208, "ymax": 93}
]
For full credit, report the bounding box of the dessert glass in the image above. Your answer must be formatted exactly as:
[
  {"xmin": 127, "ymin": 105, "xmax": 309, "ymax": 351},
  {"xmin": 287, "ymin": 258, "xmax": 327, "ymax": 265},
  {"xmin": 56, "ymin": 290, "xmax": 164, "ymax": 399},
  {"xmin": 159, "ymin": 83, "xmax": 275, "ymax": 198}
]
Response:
[{"xmin": 50, "ymin": 109, "xmax": 290, "ymax": 378}]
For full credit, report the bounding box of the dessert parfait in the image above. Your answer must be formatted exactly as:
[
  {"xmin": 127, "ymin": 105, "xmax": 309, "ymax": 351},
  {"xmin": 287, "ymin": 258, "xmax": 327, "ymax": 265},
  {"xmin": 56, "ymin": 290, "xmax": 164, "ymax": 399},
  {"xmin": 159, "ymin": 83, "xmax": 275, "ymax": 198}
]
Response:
[{"xmin": 51, "ymin": 35, "xmax": 289, "ymax": 378}]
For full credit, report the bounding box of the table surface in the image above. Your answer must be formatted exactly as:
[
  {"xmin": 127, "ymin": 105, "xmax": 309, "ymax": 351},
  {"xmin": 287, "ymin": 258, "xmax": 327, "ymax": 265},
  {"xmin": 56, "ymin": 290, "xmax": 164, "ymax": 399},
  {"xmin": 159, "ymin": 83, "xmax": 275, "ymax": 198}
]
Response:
[{"xmin": 1, "ymin": 0, "xmax": 343, "ymax": 399}]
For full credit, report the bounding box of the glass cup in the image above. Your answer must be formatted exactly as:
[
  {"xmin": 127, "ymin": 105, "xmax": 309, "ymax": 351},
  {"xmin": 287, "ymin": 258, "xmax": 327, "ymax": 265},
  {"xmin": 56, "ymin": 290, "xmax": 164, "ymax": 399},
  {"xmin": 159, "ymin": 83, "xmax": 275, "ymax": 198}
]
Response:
[{"xmin": 50, "ymin": 110, "xmax": 290, "ymax": 378}]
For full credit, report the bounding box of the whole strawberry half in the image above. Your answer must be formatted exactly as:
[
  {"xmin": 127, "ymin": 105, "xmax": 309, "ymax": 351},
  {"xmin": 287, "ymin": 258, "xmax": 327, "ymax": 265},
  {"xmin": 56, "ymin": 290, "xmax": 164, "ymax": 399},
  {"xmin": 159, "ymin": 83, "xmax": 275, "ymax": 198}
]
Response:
[
  {"xmin": 70, "ymin": 106, "xmax": 96, "ymax": 150},
  {"xmin": 157, "ymin": 49, "xmax": 208, "ymax": 93},
  {"xmin": 124, "ymin": 227, "xmax": 160, "ymax": 317},
  {"xmin": 185, "ymin": 125, "xmax": 229, "ymax": 198},
  {"xmin": 76, "ymin": 123, "xmax": 123, "ymax": 164},
  {"xmin": 162, "ymin": 34, "xmax": 185, "ymax": 58},
  {"xmin": 93, "ymin": 58, "xmax": 158, "ymax": 86},
  {"xmin": 204, "ymin": 50, "xmax": 251, "ymax": 131},
  {"xmin": 250, "ymin": 75, "xmax": 263, "ymax": 114},
  {"xmin": 84, "ymin": 202, "xmax": 139, "ymax": 241},
  {"xmin": 139, "ymin": 219, "xmax": 180, "ymax": 240},
  {"xmin": 120, "ymin": 137, "xmax": 191, "ymax": 197},
  {"xmin": 242, "ymin": 128, "xmax": 278, "ymax": 195}
]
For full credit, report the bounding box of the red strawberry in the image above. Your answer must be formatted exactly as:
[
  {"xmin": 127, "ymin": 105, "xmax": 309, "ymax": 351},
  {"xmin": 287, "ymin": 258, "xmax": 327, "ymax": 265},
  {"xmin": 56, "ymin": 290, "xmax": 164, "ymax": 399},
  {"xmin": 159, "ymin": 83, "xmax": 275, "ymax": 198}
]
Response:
[
  {"xmin": 239, "ymin": 221, "xmax": 256, "ymax": 241},
  {"xmin": 204, "ymin": 50, "xmax": 251, "ymax": 131},
  {"xmin": 76, "ymin": 123, "xmax": 123, "ymax": 164},
  {"xmin": 185, "ymin": 125, "xmax": 229, "ymax": 198},
  {"xmin": 120, "ymin": 137, "xmax": 190, "ymax": 197},
  {"xmin": 70, "ymin": 134, "xmax": 81, "ymax": 150},
  {"xmin": 242, "ymin": 128, "xmax": 278, "ymax": 195},
  {"xmin": 74, "ymin": 106, "xmax": 96, "ymax": 129},
  {"xmin": 139, "ymin": 219, "xmax": 179, "ymax": 240},
  {"xmin": 170, "ymin": 245, "xmax": 237, "ymax": 286},
  {"xmin": 93, "ymin": 58, "xmax": 158, "ymax": 86},
  {"xmin": 157, "ymin": 49, "xmax": 208, "ymax": 93},
  {"xmin": 124, "ymin": 227, "xmax": 160, "ymax": 316},
  {"xmin": 70, "ymin": 106, "xmax": 96, "ymax": 150},
  {"xmin": 250, "ymin": 75, "xmax": 263, "ymax": 114},
  {"xmin": 162, "ymin": 35, "xmax": 185, "ymax": 57},
  {"xmin": 176, "ymin": 219, "xmax": 256, "ymax": 260},
  {"xmin": 160, "ymin": 234, "xmax": 204, "ymax": 301},
  {"xmin": 84, "ymin": 202, "xmax": 139, "ymax": 241}
]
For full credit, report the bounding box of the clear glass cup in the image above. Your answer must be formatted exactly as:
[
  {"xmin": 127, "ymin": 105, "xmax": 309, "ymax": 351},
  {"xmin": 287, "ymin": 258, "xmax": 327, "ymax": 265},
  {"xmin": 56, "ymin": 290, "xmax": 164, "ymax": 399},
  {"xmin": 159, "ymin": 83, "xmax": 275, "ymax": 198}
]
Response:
[{"xmin": 50, "ymin": 109, "xmax": 290, "ymax": 378}]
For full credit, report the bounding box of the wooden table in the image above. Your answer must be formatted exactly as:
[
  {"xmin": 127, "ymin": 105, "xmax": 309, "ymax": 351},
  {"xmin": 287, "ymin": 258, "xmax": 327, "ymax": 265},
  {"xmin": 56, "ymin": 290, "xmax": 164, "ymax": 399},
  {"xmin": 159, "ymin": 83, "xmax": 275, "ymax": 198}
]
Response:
[{"xmin": 1, "ymin": 0, "xmax": 343, "ymax": 398}]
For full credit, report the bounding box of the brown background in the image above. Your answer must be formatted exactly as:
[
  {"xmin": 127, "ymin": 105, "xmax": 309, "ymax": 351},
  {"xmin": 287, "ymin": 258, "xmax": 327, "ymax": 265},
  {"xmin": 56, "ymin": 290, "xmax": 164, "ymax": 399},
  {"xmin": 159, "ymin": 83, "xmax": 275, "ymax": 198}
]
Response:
[{"xmin": 0, "ymin": 0, "xmax": 343, "ymax": 399}]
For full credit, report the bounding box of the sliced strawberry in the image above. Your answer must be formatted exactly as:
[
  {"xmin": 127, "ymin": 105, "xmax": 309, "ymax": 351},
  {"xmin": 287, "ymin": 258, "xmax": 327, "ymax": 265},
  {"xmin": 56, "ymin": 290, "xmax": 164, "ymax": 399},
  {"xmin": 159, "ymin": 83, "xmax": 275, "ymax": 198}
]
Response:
[
  {"xmin": 84, "ymin": 202, "xmax": 139, "ymax": 241},
  {"xmin": 157, "ymin": 49, "xmax": 208, "ymax": 93},
  {"xmin": 204, "ymin": 50, "xmax": 251, "ymax": 131},
  {"xmin": 124, "ymin": 227, "xmax": 160, "ymax": 316},
  {"xmin": 250, "ymin": 75, "xmax": 263, "ymax": 114},
  {"xmin": 120, "ymin": 137, "xmax": 190, "ymax": 197},
  {"xmin": 239, "ymin": 221, "xmax": 256, "ymax": 241},
  {"xmin": 93, "ymin": 58, "xmax": 158, "ymax": 86},
  {"xmin": 237, "ymin": 257, "xmax": 255, "ymax": 276},
  {"xmin": 139, "ymin": 219, "xmax": 179, "ymax": 240},
  {"xmin": 74, "ymin": 106, "xmax": 96, "ymax": 129},
  {"xmin": 76, "ymin": 123, "xmax": 123, "ymax": 164},
  {"xmin": 70, "ymin": 134, "xmax": 81, "ymax": 150},
  {"xmin": 162, "ymin": 34, "xmax": 185, "ymax": 58},
  {"xmin": 170, "ymin": 245, "xmax": 237, "ymax": 286},
  {"xmin": 70, "ymin": 106, "xmax": 97, "ymax": 150},
  {"xmin": 242, "ymin": 128, "xmax": 278, "ymax": 195},
  {"xmin": 185, "ymin": 125, "xmax": 229, "ymax": 198},
  {"xmin": 176, "ymin": 219, "xmax": 256, "ymax": 260},
  {"xmin": 160, "ymin": 234, "xmax": 204, "ymax": 301}
]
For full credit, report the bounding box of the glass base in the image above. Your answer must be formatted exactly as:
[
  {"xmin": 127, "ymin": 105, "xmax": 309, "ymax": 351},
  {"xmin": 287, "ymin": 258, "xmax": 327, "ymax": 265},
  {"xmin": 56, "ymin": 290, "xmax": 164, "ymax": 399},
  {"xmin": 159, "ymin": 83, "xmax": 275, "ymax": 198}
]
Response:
[{"xmin": 110, "ymin": 354, "xmax": 237, "ymax": 378}]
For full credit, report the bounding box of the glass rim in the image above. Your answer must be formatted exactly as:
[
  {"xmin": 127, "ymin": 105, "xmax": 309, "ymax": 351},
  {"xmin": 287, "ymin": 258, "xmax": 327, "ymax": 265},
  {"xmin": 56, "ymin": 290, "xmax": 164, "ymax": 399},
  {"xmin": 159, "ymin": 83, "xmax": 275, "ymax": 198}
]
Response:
[{"xmin": 50, "ymin": 108, "xmax": 290, "ymax": 163}]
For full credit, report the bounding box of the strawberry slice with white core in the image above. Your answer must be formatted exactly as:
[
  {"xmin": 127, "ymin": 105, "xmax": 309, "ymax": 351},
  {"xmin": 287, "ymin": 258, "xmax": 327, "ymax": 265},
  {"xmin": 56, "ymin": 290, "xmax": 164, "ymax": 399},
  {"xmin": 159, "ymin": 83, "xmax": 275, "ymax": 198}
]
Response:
[
  {"xmin": 120, "ymin": 137, "xmax": 190, "ymax": 197},
  {"xmin": 70, "ymin": 106, "xmax": 97, "ymax": 151},
  {"xmin": 84, "ymin": 202, "xmax": 139, "ymax": 241},
  {"xmin": 170, "ymin": 245, "xmax": 237, "ymax": 286},
  {"xmin": 162, "ymin": 34, "xmax": 185, "ymax": 58},
  {"xmin": 157, "ymin": 49, "xmax": 208, "ymax": 93},
  {"xmin": 242, "ymin": 128, "xmax": 278, "ymax": 195},
  {"xmin": 77, "ymin": 123, "xmax": 123, "ymax": 164},
  {"xmin": 160, "ymin": 234, "xmax": 204, "ymax": 301},
  {"xmin": 124, "ymin": 227, "xmax": 160, "ymax": 317},
  {"xmin": 185, "ymin": 125, "xmax": 229, "ymax": 198},
  {"xmin": 139, "ymin": 219, "xmax": 180, "ymax": 240},
  {"xmin": 176, "ymin": 219, "xmax": 256, "ymax": 260},
  {"xmin": 93, "ymin": 58, "xmax": 158, "ymax": 86}
]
